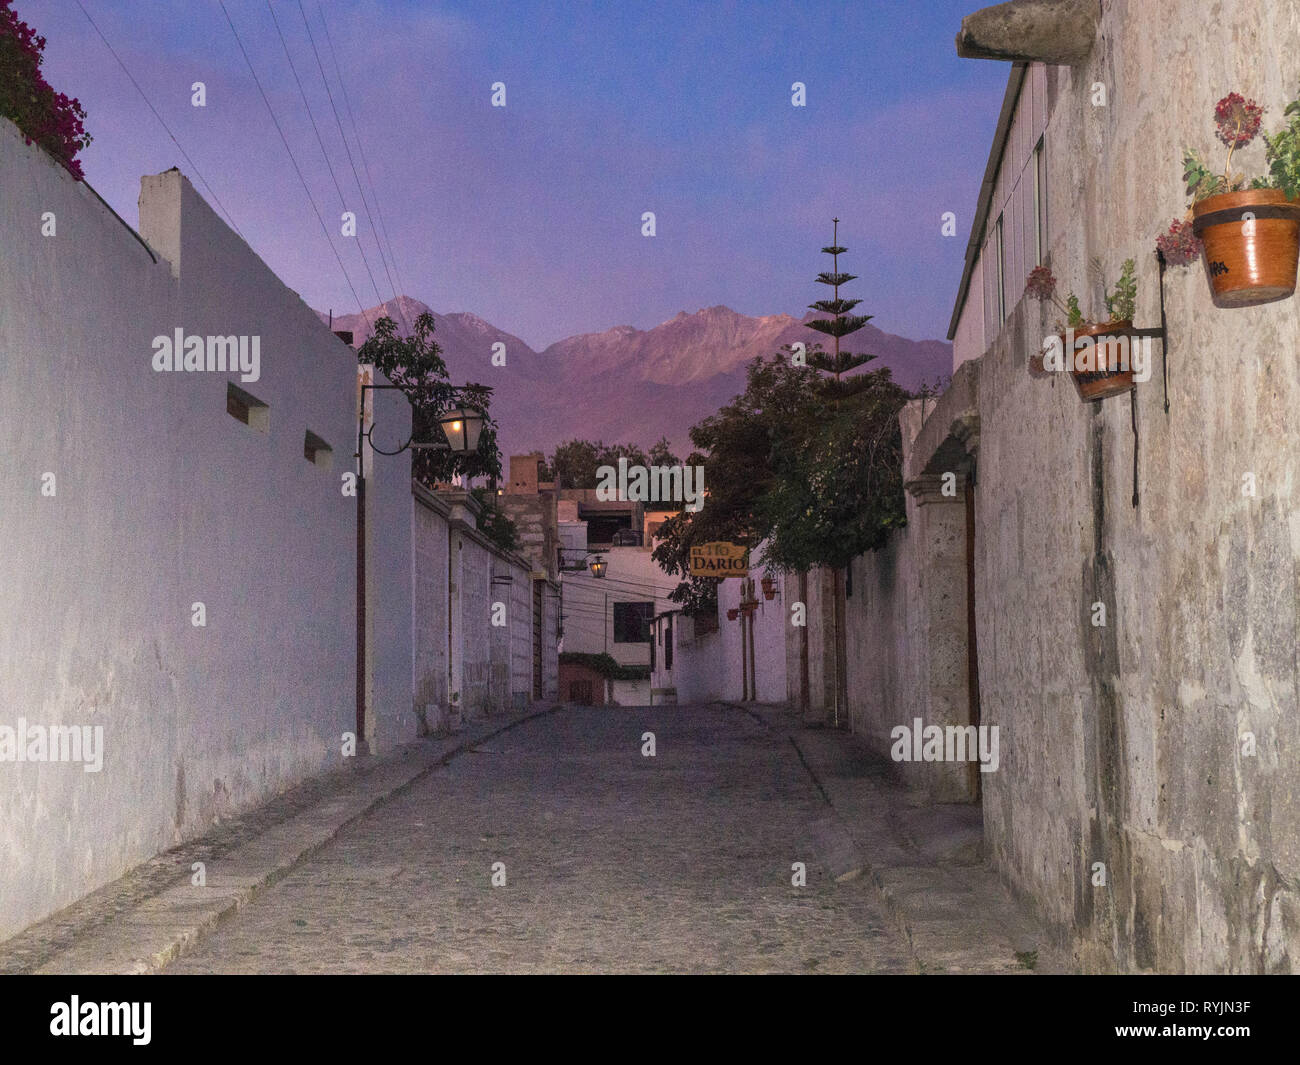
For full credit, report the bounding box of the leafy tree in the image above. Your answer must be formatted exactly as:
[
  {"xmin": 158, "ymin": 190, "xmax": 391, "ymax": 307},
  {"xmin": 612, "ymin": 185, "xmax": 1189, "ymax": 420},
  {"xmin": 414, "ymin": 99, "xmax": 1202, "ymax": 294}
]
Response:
[
  {"xmin": 357, "ymin": 312, "xmax": 501, "ymax": 486},
  {"xmin": 648, "ymin": 435, "xmax": 681, "ymax": 467},
  {"xmin": 652, "ymin": 349, "xmax": 821, "ymax": 614},
  {"xmin": 653, "ymin": 224, "xmax": 912, "ymax": 607},
  {"xmin": 550, "ymin": 439, "xmax": 601, "ymax": 488},
  {"xmin": 471, "ymin": 486, "xmax": 520, "ymax": 553},
  {"xmin": 597, "ymin": 441, "xmax": 651, "ymax": 473},
  {"xmin": 549, "ymin": 439, "xmax": 660, "ymax": 488},
  {"xmin": 757, "ymin": 368, "xmax": 909, "ymax": 571}
]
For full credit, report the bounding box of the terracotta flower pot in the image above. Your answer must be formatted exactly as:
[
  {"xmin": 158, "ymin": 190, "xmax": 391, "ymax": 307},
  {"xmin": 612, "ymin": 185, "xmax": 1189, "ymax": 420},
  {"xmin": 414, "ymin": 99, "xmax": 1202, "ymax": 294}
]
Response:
[
  {"xmin": 761, "ymin": 576, "xmax": 776, "ymax": 600},
  {"xmin": 1191, "ymin": 189, "xmax": 1300, "ymax": 306},
  {"xmin": 726, "ymin": 608, "xmax": 739, "ymax": 621},
  {"xmin": 1028, "ymin": 346, "xmax": 1051, "ymax": 378},
  {"xmin": 1067, "ymin": 320, "xmax": 1137, "ymax": 402}
]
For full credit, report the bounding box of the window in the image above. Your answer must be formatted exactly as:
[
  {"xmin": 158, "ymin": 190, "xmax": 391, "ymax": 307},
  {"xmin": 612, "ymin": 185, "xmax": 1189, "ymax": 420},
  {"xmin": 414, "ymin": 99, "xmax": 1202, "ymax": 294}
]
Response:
[
  {"xmin": 227, "ymin": 382, "xmax": 269, "ymax": 433},
  {"xmin": 304, "ymin": 430, "xmax": 332, "ymax": 469},
  {"xmin": 613, "ymin": 601, "xmax": 653, "ymax": 643},
  {"xmin": 693, "ymin": 612, "xmax": 718, "ymax": 638},
  {"xmin": 585, "ymin": 514, "xmax": 632, "ymax": 544},
  {"xmin": 1033, "ymin": 136, "xmax": 1047, "ymax": 265},
  {"xmin": 994, "ymin": 213, "xmax": 1006, "ymax": 325}
]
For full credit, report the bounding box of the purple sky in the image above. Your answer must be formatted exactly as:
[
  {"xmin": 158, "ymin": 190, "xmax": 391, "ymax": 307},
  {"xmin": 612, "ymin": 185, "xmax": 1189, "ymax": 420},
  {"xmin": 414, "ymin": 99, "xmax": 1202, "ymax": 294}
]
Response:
[{"xmin": 23, "ymin": 0, "xmax": 1007, "ymax": 349}]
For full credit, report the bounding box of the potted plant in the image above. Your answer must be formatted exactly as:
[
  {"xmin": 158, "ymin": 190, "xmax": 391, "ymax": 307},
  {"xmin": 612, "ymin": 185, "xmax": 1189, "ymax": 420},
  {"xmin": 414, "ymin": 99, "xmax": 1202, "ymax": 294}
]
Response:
[
  {"xmin": 726, "ymin": 607, "xmax": 739, "ymax": 621},
  {"xmin": 1158, "ymin": 91, "xmax": 1300, "ymax": 306},
  {"xmin": 1025, "ymin": 266, "xmax": 1083, "ymax": 376},
  {"xmin": 761, "ymin": 575, "xmax": 776, "ymax": 600},
  {"xmin": 1025, "ymin": 262, "xmax": 1139, "ymax": 402}
]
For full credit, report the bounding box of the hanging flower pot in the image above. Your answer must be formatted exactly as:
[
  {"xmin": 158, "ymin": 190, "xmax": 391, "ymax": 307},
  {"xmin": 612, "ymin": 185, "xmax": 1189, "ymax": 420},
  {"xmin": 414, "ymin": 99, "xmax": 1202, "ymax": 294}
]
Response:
[
  {"xmin": 1068, "ymin": 320, "xmax": 1136, "ymax": 402},
  {"xmin": 761, "ymin": 576, "xmax": 776, "ymax": 600},
  {"xmin": 1159, "ymin": 91, "xmax": 1300, "ymax": 305},
  {"xmin": 1024, "ymin": 266, "xmax": 1083, "ymax": 380},
  {"xmin": 1029, "ymin": 261, "xmax": 1140, "ymax": 402},
  {"xmin": 1191, "ymin": 189, "xmax": 1300, "ymax": 306},
  {"xmin": 726, "ymin": 608, "xmax": 739, "ymax": 621},
  {"xmin": 740, "ymin": 600, "xmax": 757, "ymax": 617}
]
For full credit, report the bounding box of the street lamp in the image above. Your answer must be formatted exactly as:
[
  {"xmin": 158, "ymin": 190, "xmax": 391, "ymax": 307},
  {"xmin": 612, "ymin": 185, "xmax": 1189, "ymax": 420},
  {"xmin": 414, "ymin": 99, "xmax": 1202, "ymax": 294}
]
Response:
[
  {"xmin": 437, "ymin": 406, "xmax": 484, "ymax": 454},
  {"xmin": 588, "ymin": 555, "xmax": 607, "ymax": 579},
  {"xmin": 357, "ymin": 384, "xmax": 485, "ymax": 457}
]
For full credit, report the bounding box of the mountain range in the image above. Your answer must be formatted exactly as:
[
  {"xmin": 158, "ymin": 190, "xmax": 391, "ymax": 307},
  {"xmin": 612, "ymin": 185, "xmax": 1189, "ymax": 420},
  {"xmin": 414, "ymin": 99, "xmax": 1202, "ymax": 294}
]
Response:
[{"xmin": 318, "ymin": 296, "xmax": 952, "ymax": 460}]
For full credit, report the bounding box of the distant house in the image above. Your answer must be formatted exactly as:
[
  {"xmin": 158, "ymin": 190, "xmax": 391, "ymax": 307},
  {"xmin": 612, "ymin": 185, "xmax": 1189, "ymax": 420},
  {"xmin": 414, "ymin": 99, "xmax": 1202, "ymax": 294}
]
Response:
[{"xmin": 555, "ymin": 493, "xmax": 679, "ymax": 705}]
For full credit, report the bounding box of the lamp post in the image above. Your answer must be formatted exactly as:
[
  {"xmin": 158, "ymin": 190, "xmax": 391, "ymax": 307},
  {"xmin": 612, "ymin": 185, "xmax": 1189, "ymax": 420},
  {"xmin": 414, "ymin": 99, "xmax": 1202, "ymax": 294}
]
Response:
[
  {"xmin": 588, "ymin": 555, "xmax": 607, "ymax": 579},
  {"xmin": 355, "ymin": 381, "xmax": 485, "ymax": 751}
]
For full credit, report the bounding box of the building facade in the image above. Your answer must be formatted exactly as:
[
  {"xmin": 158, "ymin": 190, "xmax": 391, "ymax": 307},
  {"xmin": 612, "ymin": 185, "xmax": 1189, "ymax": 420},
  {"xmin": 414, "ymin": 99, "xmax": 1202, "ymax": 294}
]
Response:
[{"xmin": 827, "ymin": 0, "xmax": 1300, "ymax": 972}]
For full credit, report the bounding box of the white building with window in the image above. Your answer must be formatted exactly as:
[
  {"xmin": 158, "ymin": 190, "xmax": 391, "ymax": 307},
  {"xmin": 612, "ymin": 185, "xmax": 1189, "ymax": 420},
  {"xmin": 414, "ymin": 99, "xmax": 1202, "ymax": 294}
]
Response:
[{"xmin": 559, "ymin": 500, "xmax": 679, "ymax": 705}]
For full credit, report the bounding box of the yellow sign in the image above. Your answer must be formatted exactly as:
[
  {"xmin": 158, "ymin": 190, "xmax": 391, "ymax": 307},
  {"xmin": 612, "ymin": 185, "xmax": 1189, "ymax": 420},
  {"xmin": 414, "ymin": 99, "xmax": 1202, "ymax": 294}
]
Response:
[{"xmin": 689, "ymin": 542, "xmax": 749, "ymax": 577}]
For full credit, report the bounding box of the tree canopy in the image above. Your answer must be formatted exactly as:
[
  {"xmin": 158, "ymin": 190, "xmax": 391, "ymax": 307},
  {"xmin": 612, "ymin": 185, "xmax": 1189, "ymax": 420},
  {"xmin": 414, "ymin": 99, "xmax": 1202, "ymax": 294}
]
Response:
[
  {"xmin": 651, "ymin": 224, "xmax": 914, "ymax": 614},
  {"xmin": 545, "ymin": 437, "xmax": 681, "ymax": 489},
  {"xmin": 357, "ymin": 311, "xmax": 502, "ymax": 486}
]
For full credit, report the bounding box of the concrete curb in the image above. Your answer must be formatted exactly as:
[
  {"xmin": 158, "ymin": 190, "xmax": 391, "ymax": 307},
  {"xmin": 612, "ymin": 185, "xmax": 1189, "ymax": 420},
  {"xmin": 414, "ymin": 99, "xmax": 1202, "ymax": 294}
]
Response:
[{"xmin": 9, "ymin": 704, "xmax": 564, "ymax": 975}]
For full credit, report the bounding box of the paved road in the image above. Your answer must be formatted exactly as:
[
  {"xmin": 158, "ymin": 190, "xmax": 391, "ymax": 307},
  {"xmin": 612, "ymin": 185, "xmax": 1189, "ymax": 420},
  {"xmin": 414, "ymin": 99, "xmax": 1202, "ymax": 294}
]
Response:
[{"xmin": 164, "ymin": 705, "xmax": 913, "ymax": 974}]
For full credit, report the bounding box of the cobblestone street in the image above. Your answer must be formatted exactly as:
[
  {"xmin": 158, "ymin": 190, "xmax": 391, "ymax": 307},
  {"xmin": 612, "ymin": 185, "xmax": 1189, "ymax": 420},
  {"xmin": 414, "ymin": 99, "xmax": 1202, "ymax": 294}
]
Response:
[{"xmin": 163, "ymin": 705, "xmax": 914, "ymax": 974}]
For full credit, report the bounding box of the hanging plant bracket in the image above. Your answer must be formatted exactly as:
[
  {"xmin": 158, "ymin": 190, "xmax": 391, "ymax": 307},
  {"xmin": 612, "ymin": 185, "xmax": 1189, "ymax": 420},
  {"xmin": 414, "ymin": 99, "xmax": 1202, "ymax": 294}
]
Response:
[{"xmin": 1070, "ymin": 253, "xmax": 1169, "ymax": 508}]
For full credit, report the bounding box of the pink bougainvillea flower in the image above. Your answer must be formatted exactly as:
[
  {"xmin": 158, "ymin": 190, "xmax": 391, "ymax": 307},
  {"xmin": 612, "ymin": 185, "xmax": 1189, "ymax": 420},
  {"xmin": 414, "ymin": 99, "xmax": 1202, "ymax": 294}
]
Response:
[
  {"xmin": 1214, "ymin": 92, "xmax": 1264, "ymax": 148},
  {"xmin": 0, "ymin": 0, "xmax": 91, "ymax": 179}
]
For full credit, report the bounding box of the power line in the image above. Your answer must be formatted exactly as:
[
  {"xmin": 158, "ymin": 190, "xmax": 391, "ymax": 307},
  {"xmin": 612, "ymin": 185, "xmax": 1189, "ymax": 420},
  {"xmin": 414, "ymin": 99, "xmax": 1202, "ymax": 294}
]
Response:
[
  {"xmin": 318, "ymin": 4, "xmax": 414, "ymax": 331},
  {"xmin": 565, "ymin": 572, "xmax": 681, "ymax": 594},
  {"xmin": 266, "ymin": 0, "xmax": 387, "ymax": 318},
  {"xmin": 73, "ymin": 0, "xmax": 243, "ymax": 238},
  {"xmin": 298, "ymin": 0, "xmax": 408, "ymax": 336},
  {"xmin": 217, "ymin": 0, "xmax": 371, "ymax": 331}
]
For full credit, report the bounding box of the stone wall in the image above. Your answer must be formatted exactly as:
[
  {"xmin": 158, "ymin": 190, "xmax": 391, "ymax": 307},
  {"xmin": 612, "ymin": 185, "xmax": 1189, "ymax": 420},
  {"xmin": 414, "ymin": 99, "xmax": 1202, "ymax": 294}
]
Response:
[
  {"xmin": 819, "ymin": 0, "xmax": 1300, "ymax": 971},
  {"xmin": 944, "ymin": 1, "xmax": 1300, "ymax": 971}
]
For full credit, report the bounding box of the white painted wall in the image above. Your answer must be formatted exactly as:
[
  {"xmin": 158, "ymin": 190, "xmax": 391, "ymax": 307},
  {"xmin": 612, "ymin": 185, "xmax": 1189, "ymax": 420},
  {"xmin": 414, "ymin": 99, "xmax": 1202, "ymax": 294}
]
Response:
[
  {"xmin": 412, "ymin": 486, "xmax": 555, "ymax": 728},
  {"xmin": 717, "ymin": 556, "xmax": 788, "ymax": 704},
  {"xmin": 651, "ymin": 611, "xmax": 723, "ymax": 705},
  {"xmin": 412, "ymin": 489, "xmax": 451, "ymax": 730},
  {"xmin": 0, "ymin": 123, "xmax": 385, "ymax": 940},
  {"xmin": 363, "ymin": 373, "xmax": 415, "ymax": 753}
]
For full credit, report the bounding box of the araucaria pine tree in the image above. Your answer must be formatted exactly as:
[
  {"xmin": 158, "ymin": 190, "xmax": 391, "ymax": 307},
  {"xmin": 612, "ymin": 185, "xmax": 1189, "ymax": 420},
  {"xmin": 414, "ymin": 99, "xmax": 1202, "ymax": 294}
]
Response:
[{"xmin": 803, "ymin": 218, "xmax": 877, "ymax": 399}]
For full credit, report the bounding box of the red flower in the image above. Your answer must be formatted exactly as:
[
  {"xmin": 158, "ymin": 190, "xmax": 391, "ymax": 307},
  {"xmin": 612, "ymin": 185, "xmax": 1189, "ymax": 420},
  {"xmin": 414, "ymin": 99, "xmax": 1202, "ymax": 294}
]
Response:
[
  {"xmin": 1025, "ymin": 264, "xmax": 1057, "ymax": 301},
  {"xmin": 1214, "ymin": 92, "xmax": 1263, "ymax": 149},
  {"xmin": 1156, "ymin": 218, "xmax": 1203, "ymax": 267}
]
